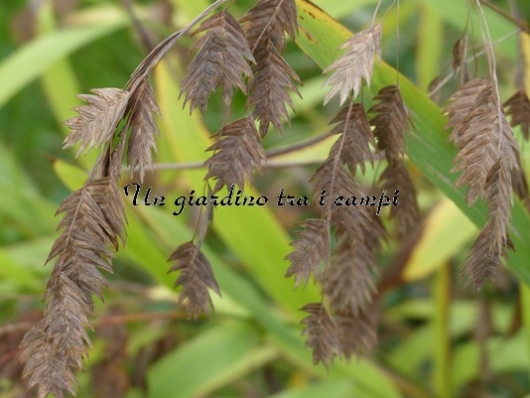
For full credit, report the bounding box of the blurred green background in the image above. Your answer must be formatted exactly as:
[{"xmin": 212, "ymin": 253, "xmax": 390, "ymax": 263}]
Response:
[{"xmin": 2, "ymin": 0, "xmax": 530, "ymax": 397}]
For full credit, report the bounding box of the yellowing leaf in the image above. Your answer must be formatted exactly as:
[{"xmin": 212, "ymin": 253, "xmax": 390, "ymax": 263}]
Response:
[{"xmin": 403, "ymin": 198, "xmax": 478, "ymax": 281}]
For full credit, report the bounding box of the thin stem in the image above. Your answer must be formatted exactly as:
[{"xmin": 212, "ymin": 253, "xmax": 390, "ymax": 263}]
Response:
[
  {"xmin": 473, "ymin": 0, "xmax": 503, "ymax": 152},
  {"xmin": 478, "ymin": 0, "xmax": 529, "ymax": 33},
  {"xmin": 127, "ymin": 0, "xmax": 232, "ymax": 89},
  {"xmin": 428, "ymin": 29, "xmax": 519, "ymax": 97},
  {"xmin": 266, "ymin": 134, "xmax": 330, "ymax": 157},
  {"xmin": 396, "ymin": 0, "xmax": 400, "ymax": 85},
  {"xmin": 136, "ymin": 156, "xmax": 383, "ymax": 172},
  {"xmin": 372, "ymin": 0, "xmax": 384, "ymax": 26},
  {"xmin": 125, "ymin": 138, "xmax": 384, "ymax": 172}
]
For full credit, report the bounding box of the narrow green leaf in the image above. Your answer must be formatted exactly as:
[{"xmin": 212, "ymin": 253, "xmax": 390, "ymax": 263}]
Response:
[
  {"xmin": 0, "ymin": 140, "xmax": 38, "ymax": 194},
  {"xmin": 270, "ymin": 380, "xmax": 354, "ymax": 398},
  {"xmin": 0, "ymin": 250, "xmax": 41, "ymax": 290},
  {"xmin": 36, "ymin": 0, "xmax": 82, "ymax": 135},
  {"xmin": 413, "ymin": 0, "xmax": 516, "ymax": 59},
  {"xmin": 148, "ymin": 322, "xmax": 269, "ymax": 398},
  {"xmin": 403, "ymin": 197, "xmax": 477, "ymax": 281},
  {"xmin": 0, "ymin": 22, "xmax": 126, "ymax": 107},
  {"xmin": 451, "ymin": 333, "xmax": 528, "ymax": 393},
  {"xmin": 417, "ymin": 3, "xmax": 443, "ymax": 89}
]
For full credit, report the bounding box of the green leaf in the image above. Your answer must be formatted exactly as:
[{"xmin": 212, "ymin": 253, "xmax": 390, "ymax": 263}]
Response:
[
  {"xmin": 417, "ymin": 3, "xmax": 443, "ymax": 89},
  {"xmin": 0, "ymin": 250, "xmax": 41, "ymax": 290},
  {"xmin": 148, "ymin": 322, "xmax": 275, "ymax": 398},
  {"xmin": 413, "ymin": 0, "xmax": 516, "ymax": 59},
  {"xmin": 403, "ymin": 197, "xmax": 477, "ymax": 281},
  {"xmin": 35, "ymin": 0, "xmax": 82, "ymax": 135},
  {"xmin": 0, "ymin": 21, "xmax": 126, "ymax": 107},
  {"xmin": 269, "ymin": 380, "xmax": 354, "ymax": 398},
  {"xmin": 451, "ymin": 333, "xmax": 528, "ymax": 393}
]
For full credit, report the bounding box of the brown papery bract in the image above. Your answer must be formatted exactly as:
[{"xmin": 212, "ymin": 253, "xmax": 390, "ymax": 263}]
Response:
[
  {"xmin": 323, "ymin": 234, "xmax": 378, "ymax": 316},
  {"xmin": 334, "ymin": 309, "xmax": 377, "ymax": 359},
  {"xmin": 379, "ymin": 161, "xmax": 420, "ymax": 239}
]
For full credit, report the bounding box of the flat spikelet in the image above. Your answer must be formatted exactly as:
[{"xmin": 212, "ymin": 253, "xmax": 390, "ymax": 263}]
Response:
[
  {"xmin": 300, "ymin": 303, "xmax": 341, "ymax": 369},
  {"xmin": 285, "ymin": 219, "xmax": 330, "ymax": 288},
  {"xmin": 446, "ymin": 78, "xmax": 518, "ymax": 206},
  {"xmin": 167, "ymin": 241, "xmax": 221, "ymax": 319},
  {"xmin": 369, "ymin": 85, "xmax": 413, "ymax": 164},
  {"xmin": 323, "ymin": 24, "xmax": 382, "ymax": 105},
  {"xmin": 64, "ymin": 88, "xmax": 129, "ymax": 156},
  {"xmin": 327, "ymin": 104, "xmax": 375, "ymax": 175},
  {"xmin": 334, "ymin": 309, "xmax": 377, "ymax": 359},
  {"xmin": 240, "ymin": 0, "xmax": 298, "ymax": 50},
  {"xmin": 504, "ymin": 89, "xmax": 530, "ymax": 141},
  {"xmin": 126, "ymin": 78, "xmax": 161, "ymax": 181},
  {"xmin": 324, "ymin": 234, "xmax": 378, "ymax": 316},
  {"xmin": 180, "ymin": 11, "xmax": 255, "ymax": 113},
  {"xmin": 203, "ymin": 116, "xmax": 265, "ymax": 192},
  {"xmin": 240, "ymin": 0, "xmax": 301, "ymax": 136},
  {"xmin": 379, "ymin": 162, "xmax": 420, "ymax": 238}
]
